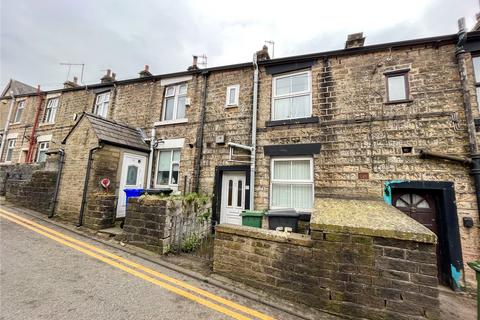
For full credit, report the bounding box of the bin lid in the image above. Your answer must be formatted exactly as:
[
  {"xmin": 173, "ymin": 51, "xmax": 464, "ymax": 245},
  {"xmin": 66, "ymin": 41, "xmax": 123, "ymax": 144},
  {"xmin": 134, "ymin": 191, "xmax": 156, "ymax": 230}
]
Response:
[
  {"xmin": 467, "ymin": 261, "xmax": 480, "ymax": 272},
  {"xmin": 124, "ymin": 188, "xmax": 145, "ymax": 195},
  {"xmin": 241, "ymin": 210, "xmax": 264, "ymax": 217},
  {"xmin": 265, "ymin": 208, "xmax": 300, "ymax": 217}
]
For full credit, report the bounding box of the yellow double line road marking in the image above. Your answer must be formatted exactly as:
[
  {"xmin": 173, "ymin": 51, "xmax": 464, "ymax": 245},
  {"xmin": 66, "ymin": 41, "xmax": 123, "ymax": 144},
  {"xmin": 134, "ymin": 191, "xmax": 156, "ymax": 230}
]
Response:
[{"xmin": 0, "ymin": 209, "xmax": 275, "ymax": 320}]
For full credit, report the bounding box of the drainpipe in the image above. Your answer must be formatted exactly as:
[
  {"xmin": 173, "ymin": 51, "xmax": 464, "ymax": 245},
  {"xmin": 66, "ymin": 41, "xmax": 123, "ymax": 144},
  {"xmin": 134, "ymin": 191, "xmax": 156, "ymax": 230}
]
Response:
[
  {"xmin": 0, "ymin": 91, "xmax": 15, "ymax": 162},
  {"xmin": 193, "ymin": 71, "xmax": 209, "ymax": 193},
  {"xmin": 77, "ymin": 144, "xmax": 103, "ymax": 227},
  {"xmin": 146, "ymin": 128, "xmax": 155, "ymax": 189},
  {"xmin": 26, "ymin": 86, "xmax": 44, "ymax": 163},
  {"xmin": 48, "ymin": 149, "xmax": 65, "ymax": 218},
  {"xmin": 455, "ymin": 18, "xmax": 480, "ymax": 217},
  {"xmin": 250, "ymin": 53, "xmax": 259, "ymax": 210}
]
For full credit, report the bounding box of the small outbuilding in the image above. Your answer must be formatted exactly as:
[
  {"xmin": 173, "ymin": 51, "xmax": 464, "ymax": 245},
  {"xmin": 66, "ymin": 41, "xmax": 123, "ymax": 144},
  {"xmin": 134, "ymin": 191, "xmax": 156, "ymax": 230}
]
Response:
[{"xmin": 55, "ymin": 112, "xmax": 150, "ymax": 229}]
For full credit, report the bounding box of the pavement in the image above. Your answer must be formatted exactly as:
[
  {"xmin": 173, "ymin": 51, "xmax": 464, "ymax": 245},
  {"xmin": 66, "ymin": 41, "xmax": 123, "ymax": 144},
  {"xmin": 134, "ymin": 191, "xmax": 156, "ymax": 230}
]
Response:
[{"xmin": 0, "ymin": 207, "xmax": 308, "ymax": 320}]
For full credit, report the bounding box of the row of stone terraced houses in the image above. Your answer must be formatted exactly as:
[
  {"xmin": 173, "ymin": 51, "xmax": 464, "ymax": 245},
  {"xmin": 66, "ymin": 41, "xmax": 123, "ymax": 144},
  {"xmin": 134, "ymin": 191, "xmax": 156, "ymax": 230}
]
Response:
[{"xmin": 1, "ymin": 26, "xmax": 479, "ymax": 290}]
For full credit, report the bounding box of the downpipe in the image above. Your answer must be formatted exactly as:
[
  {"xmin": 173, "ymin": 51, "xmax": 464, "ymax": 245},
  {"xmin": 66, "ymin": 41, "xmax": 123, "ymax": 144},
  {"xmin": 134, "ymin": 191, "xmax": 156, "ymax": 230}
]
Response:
[
  {"xmin": 250, "ymin": 53, "xmax": 259, "ymax": 210},
  {"xmin": 49, "ymin": 149, "xmax": 65, "ymax": 218},
  {"xmin": 77, "ymin": 145, "xmax": 103, "ymax": 227}
]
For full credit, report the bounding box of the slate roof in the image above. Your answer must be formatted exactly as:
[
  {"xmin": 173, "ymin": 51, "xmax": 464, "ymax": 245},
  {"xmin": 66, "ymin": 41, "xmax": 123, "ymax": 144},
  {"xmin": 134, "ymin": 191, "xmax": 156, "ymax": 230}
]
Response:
[
  {"xmin": 63, "ymin": 113, "xmax": 149, "ymax": 152},
  {"xmin": 1, "ymin": 79, "xmax": 37, "ymax": 98}
]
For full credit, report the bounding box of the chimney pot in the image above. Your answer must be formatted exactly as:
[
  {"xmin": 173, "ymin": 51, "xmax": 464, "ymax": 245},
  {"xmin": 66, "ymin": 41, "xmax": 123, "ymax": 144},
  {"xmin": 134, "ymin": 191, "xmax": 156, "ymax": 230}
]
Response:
[
  {"xmin": 187, "ymin": 55, "xmax": 199, "ymax": 71},
  {"xmin": 255, "ymin": 45, "xmax": 270, "ymax": 61},
  {"xmin": 73, "ymin": 76, "xmax": 78, "ymax": 84},
  {"xmin": 101, "ymin": 69, "xmax": 115, "ymax": 83},
  {"xmin": 345, "ymin": 32, "xmax": 365, "ymax": 49},
  {"xmin": 139, "ymin": 65, "xmax": 153, "ymax": 77}
]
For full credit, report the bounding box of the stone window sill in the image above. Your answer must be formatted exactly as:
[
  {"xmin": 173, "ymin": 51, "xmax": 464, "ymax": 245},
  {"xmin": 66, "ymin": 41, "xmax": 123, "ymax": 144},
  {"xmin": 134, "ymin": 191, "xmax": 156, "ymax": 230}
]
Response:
[
  {"xmin": 266, "ymin": 116, "xmax": 319, "ymax": 127},
  {"xmin": 154, "ymin": 118, "xmax": 188, "ymax": 127},
  {"xmin": 384, "ymin": 99, "xmax": 414, "ymax": 105}
]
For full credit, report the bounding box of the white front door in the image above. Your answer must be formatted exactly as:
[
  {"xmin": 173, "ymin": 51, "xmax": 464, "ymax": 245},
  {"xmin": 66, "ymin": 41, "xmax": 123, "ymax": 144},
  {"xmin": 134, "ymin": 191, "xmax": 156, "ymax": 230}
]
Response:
[
  {"xmin": 117, "ymin": 153, "xmax": 147, "ymax": 218},
  {"xmin": 220, "ymin": 171, "xmax": 246, "ymax": 225}
]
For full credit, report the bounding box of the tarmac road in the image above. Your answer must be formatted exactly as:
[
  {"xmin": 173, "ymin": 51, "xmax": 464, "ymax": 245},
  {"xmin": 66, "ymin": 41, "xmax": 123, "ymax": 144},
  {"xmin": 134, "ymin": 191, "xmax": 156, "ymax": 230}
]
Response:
[{"xmin": 0, "ymin": 209, "xmax": 303, "ymax": 320}]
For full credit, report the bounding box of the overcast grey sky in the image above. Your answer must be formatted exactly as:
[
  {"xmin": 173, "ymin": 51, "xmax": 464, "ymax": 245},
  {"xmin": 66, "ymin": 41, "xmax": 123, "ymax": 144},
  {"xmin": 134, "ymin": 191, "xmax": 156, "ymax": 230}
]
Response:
[{"xmin": 0, "ymin": 0, "xmax": 478, "ymax": 91}]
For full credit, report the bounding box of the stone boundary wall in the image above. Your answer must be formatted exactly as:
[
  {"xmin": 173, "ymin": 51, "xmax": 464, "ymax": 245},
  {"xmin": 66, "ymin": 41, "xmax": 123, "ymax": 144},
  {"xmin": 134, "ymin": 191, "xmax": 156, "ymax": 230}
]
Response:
[
  {"xmin": 0, "ymin": 163, "xmax": 46, "ymax": 196},
  {"xmin": 5, "ymin": 170, "xmax": 57, "ymax": 214},
  {"xmin": 84, "ymin": 193, "xmax": 116, "ymax": 230},
  {"xmin": 122, "ymin": 196, "xmax": 211, "ymax": 254},
  {"xmin": 214, "ymin": 225, "xmax": 439, "ymax": 320}
]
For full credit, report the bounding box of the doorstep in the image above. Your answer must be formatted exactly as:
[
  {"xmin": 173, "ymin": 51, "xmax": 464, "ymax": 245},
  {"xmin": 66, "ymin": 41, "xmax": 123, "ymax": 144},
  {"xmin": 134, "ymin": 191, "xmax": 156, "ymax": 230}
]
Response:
[{"xmin": 97, "ymin": 226, "xmax": 123, "ymax": 238}]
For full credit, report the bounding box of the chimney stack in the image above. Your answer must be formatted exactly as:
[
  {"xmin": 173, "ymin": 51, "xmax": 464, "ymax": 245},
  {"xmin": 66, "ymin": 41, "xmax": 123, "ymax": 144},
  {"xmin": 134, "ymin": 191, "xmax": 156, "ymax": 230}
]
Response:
[
  {"xmin": 473, "ymin": 13, "xmax": 480, "ymax": 31},
  {"xmin": 345, "ymin": 32, "xmax": 365, "ymax": 49},
  {"xmin": 256, "ymin": 45, "xmax": 270, "ymax": 61},
  {"xmin": 139, "ymin": 65, "xmax": 153, "ymax": 78},
  {"xmin": 187, "ymin": 56, "xmax": 199, "ymax": 71},
  {"xmin": 63, "ymin": 76, "xmax": 79, "ymax": 89},
  {"xmin": 101, "ymin": 69, "xmax": 115, "ymax": 83}
]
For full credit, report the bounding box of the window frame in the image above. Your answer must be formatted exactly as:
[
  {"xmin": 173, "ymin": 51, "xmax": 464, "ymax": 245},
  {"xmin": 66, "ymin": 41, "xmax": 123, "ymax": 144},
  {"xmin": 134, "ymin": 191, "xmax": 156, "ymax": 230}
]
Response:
[
  {"xmin": 14, "ymin": 101, "xmax": 25, "ymax": 123},
  {"xmin": 43, "ymin": 97, "xmax": 59, "ymax": 123},
  {"xmin": 384, "ymin": 70, "xmax": 410, "ymax": 103},
  {"xmin": 225, "ymin": 84, "xmax": 240, "ymax": 107},
  {"xmin": 5, "ymin": 139, "xmax": 16, "ymax": 162},
  {"xmin": 93, "ymin": 91, "xmax": 110, "ymax": 118},
  {"xmin": 271, "ymin": 70, "xmax": 312, "ymax": 121},
  {"xmin": 472, "ymin": 54, "xmax": 480, "ymax": 110},
  {"xmin": 36, "ymin": 142, "xmax": 49, "ymax": 163},
  {"xmin": 154, "ymin": 149, "xmax": 181, "ymax": 188},
  {"xmin": 161, "ymin": 83, "xmax": 188, "ymax": 122},
  {"xmin": 269, "ymin": 156, "xmax": 314, "ymax": 211}
]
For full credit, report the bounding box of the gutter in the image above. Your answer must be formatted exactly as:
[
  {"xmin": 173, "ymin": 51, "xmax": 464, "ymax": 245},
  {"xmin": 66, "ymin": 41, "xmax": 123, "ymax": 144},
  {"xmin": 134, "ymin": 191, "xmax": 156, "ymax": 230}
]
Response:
[
  {"xmin": 77, "ymin": 144, "xmax": 103, "ymax": 227},
  {"xmin": 48, "ymin": 149, "xmax": 65, "ymax": 218},
  {"xmin": 193, "ymin": 71, "xmax": 209, "ymax": 193},
  {"xmin": 0, "ymin": 91, "xmax": 15, "ymax": 162}
]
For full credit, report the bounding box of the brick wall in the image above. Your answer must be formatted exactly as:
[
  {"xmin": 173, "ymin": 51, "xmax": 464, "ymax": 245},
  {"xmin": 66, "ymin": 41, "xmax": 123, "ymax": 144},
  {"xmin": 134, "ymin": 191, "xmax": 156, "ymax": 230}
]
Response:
[
  {"xmin": 84, "ymin": 193, "xmax": 116, "ymax": 230},
  {"xmin": 214, "ymin": 225, "xmax": 439, "ymax": 320},
  {"xmin": 254, "ymin": 43, "xmax": 479, "ymax": 286},
  {"xmin": 5, "ymin": 170, "xmax": 57, "ymax": 214},
  {"xmin": 55, "ymin": 117, "xmax": 99, "ymax": 221},
  {"xmin": 122, "ymin": 196, "xmax": 211, "ymax": 253}
]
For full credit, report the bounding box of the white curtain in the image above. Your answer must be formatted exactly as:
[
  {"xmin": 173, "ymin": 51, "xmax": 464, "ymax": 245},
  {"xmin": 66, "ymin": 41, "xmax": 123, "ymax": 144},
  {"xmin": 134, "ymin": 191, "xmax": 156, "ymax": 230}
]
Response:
[
  {"xmin": 291, "ymin": 95, "xmax": 310, "ymax": 118},
  {"xmin": 273, "ymin": 98, "xmax": 289, "ymax": 120},
  {"xmin": 292, "ymin": 184, "xmax": 313, "ymax": 209}
]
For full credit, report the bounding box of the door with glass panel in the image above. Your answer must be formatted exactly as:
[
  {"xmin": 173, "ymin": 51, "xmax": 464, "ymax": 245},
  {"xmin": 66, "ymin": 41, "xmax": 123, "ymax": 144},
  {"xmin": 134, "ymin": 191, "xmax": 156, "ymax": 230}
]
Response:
[
  {"xmin": 220, "ymin": 171, "xmax": 246, "ymax": 225},
  {"xmin": 117, "ymin": 153, "xmax": 146, "ymax": 218}
]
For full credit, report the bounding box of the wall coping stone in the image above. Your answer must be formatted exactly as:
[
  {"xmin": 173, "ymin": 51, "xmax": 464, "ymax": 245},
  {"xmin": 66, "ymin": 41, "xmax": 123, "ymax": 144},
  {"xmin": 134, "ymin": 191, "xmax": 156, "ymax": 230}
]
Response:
[
  {"xmin": 216, "ymin": 224, "xmax": 313, "ymax": 247},
  {"xmin": 311, "ymin": 198, "xmax": 437, "ymax": 244}
]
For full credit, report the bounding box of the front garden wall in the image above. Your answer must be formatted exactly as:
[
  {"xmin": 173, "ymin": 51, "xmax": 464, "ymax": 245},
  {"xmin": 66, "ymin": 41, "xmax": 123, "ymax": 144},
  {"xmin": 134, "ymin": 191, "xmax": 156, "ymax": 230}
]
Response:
[{"xmin": 122, "ymin": 196, "xmax": 211, "ymax": 254}]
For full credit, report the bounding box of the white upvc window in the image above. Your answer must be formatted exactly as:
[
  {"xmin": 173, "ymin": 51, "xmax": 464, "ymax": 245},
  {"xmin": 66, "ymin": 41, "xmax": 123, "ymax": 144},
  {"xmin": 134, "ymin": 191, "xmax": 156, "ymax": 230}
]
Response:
[
  {"xmin": 14, "ymin": 101, "xmax": 25, "ymax": 123},
  {"xmin": 270, "ymin": 157, "xmax": 314, "ymax": 210},
  {"xmin": 43, "ymin": 98, "xmax": 58, "ymax": 123},
  {"xmin": 162, "ymin": 84, "xmax": 187, "ymax": 121},
  {"xmin": 36, "ymin": 142, "xmax": 49, "ymax": 163},
  {"xmin": 5, "ymin": 139, "xmax": 15, "ymax": 162},
  {"xmin": 225, "ymin": 84, "xmax": 240, "ymax": 107},
  {"xmin": 93, "ymin": 92, "xmax": 110, "ymax": 118},
  {"xmin": 272, "ymin": 71, "xmax": 312, "ymax": 120},
  {"xmin": 473, "ymin": 56, "xmax": 480, "ymax": 110},
  {"xmin": 155, "ymin": 149, "xmax": 181, "ymax": 187}
]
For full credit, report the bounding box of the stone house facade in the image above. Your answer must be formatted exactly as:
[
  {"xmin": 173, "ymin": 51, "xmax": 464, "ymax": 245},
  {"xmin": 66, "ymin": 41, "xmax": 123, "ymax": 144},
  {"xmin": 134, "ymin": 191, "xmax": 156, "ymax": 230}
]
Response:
[{"xmin": 1, "ymin": 28, "xmax": 479, "ymax": 291}]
